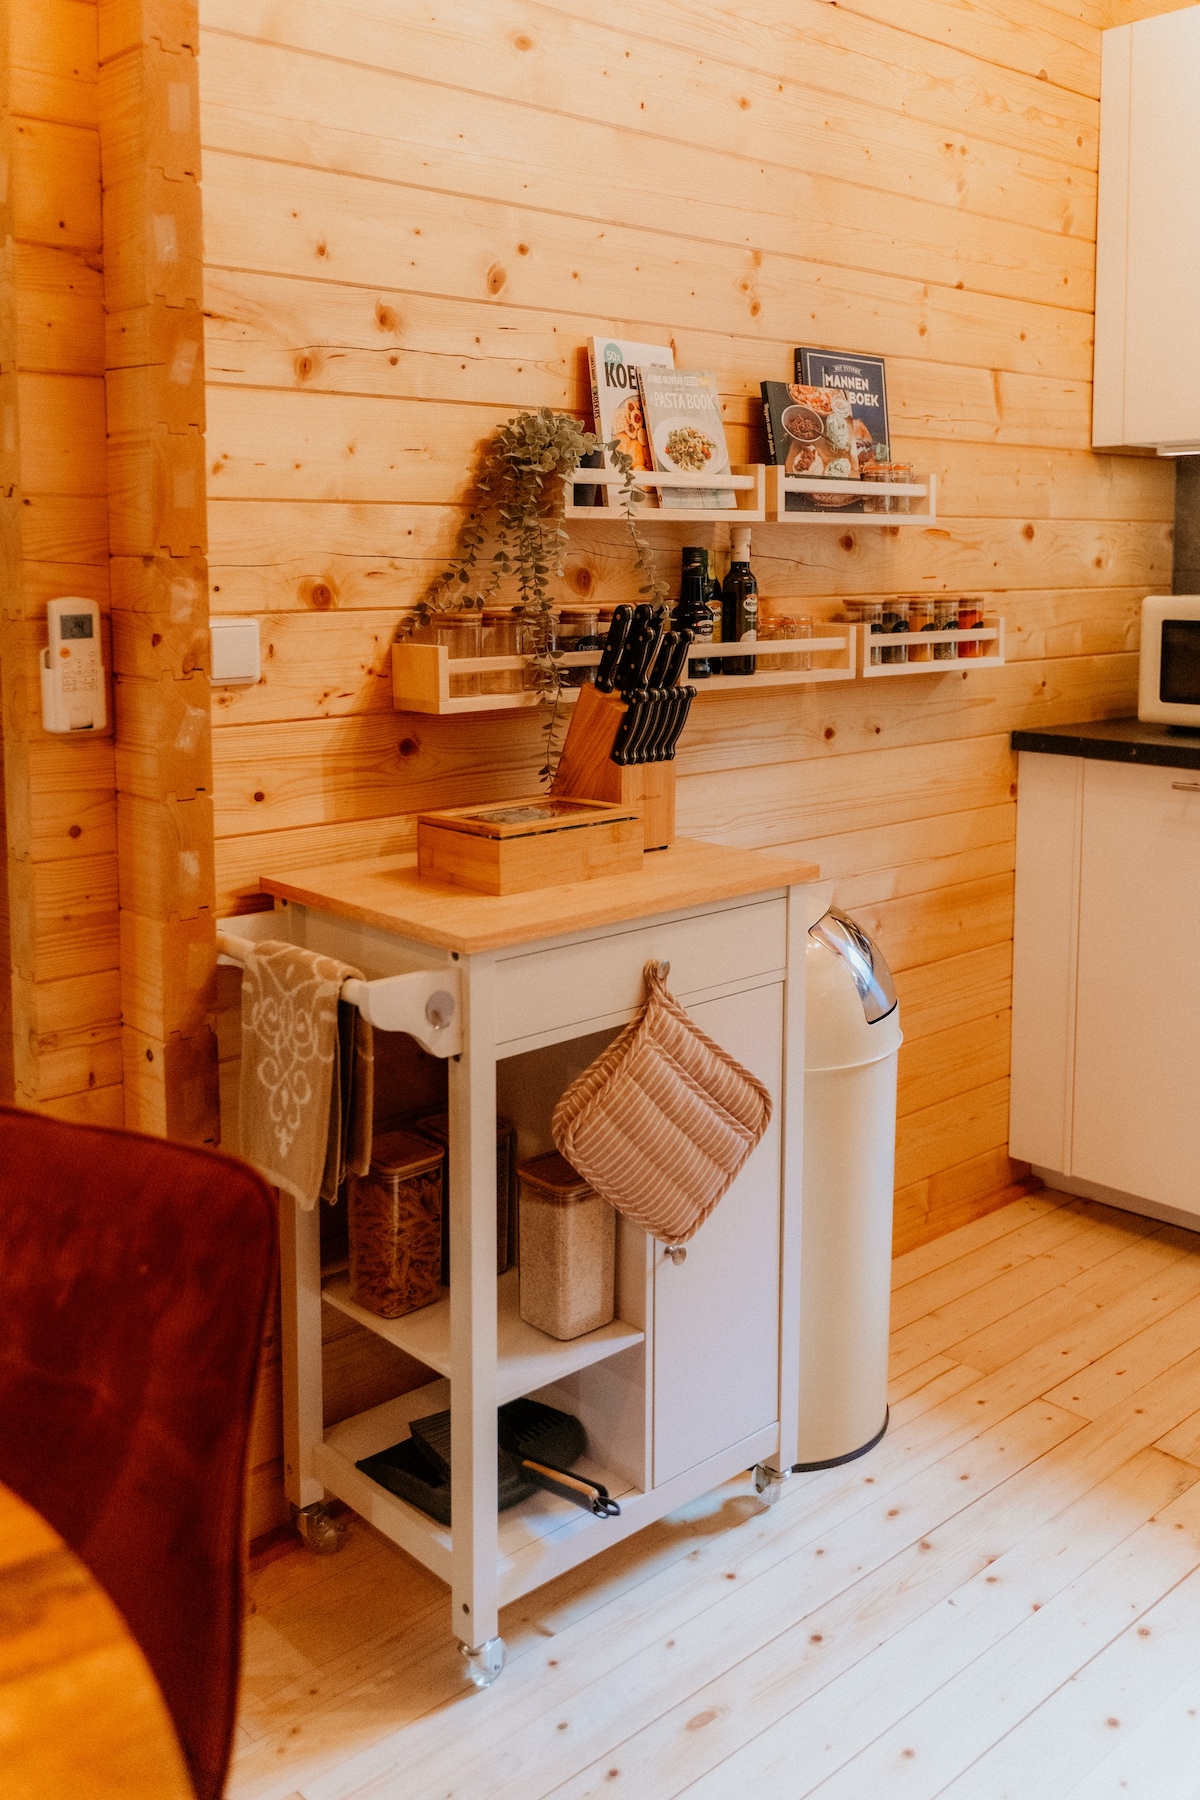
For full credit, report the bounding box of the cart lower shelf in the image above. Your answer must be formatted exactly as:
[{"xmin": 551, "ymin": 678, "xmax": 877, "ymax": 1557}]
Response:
[{"xmin": 317, "ymin": 1378, "xmax": 778, "ymax": 1608}]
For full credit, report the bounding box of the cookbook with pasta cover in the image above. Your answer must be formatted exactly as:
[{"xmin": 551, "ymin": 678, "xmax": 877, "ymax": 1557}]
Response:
[
  {"xmin": 586, "ymin": 338, "xmax": 674, "ymax": 502},
  {"xmin": 637, "ymin": 367, "xmax": 736, "ymax": 510}
]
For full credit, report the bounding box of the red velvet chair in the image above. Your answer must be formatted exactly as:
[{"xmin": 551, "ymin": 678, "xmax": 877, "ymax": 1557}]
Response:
[{"xmin": 0, "ymin": 1104, "xmax": 277, "ymax": 1800}]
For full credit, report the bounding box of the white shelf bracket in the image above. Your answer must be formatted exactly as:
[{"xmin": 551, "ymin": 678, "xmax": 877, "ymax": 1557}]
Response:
[{"xmin": 341, "ymin": 968, "xmax": 462, "ymax": 1055}]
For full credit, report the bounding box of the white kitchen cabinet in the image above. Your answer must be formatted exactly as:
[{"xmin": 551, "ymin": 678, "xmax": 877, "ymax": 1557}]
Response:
[
  {"xmin": 1073, "ymin": 763, "xmax": 1200, "ymax": 1209},
  {"xmin": 1011, "ymin": 750, "xmax": 1200, "ymax": 1222},
  {"xmin": 227, "ymin": 838, "xmax": 820, "ymax": 1682},
  {"xmin": 1093, "ymin": 8, "xmax": 1200, "ymax": 451}
]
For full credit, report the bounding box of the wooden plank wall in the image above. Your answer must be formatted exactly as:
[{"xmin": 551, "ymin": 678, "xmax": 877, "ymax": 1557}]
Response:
[
  {"xmin": 198, "ymin": 0, "xmax": 1173, "ymax": 1253},
  {"xmin": 0, "ymin": 0, "xmax": 123, "ymax": 1124},
  {"xmin": 98, "ymin": 0, "xmax": 219, "ymax": 1145}
]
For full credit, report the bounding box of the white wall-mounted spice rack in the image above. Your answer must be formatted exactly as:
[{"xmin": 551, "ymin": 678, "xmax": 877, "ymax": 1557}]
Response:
[
  {"xmin": 392, "ymin": 643, "xmax": 592, "ymax": 715},
  {"xmin": 392, "ymin": 631, "xmax": 855, "ymax": 715},
  {"xmin": 678, "ymin": 633, "xmax": 855, "ymax": 689},
  {"xmin": 857, "ymin": 616, "xmax": 1005, "ymax": 677}
]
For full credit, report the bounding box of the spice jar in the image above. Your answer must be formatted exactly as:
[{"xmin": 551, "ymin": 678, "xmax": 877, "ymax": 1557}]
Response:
[
  {"xmin": 880, "ymin": 598, "xmax": 909, "ymax": 664},
  {"xmin": 957, "ymin": 595, "xmax": 984, "ymax": 657},
  {"xmin": 765, "ymin": 611, "xmax": 792, "ymax": 672},
  {"xmin": 850, "ymin": 599, "xmax": 884, "ymax": 666},
  {"xmin": 412, "ymin": 1111, "xmax": 515, "ymax": 1281},
  {"xmin": 557, "ymin": 607, "xmax": 600, "ymax": 688},
  {"xmin": 890, "ymin": 463, "xmax": 916, "ymax": 512},
  {"xmin": 348, "ymin": 1131, "xmax": 444, "ymax": 1319},
  {"xmin": 517, "ymin": 1152, "xmax": 615, "ymax": 1341},
  {"xmin": 426, "ymin": 613, "xmax": 482, "ymax": 697},
  {"xmin": 934, "ymin": 598, "xmax": 959, "ymax": 660},
  {"xmin": 766, "ymin": 611, "xmax": 813, "ymax": 673},
  {"xmin": 905, "ymin": 596, "xmax": 934, "ymax": 662},
  {"xmin": 481, "ymin": 608, "xmax": 521, "ymax": 695},
  {"xmin": 861, "ymin": 466, "xmax": 896, "ymax": 513}
]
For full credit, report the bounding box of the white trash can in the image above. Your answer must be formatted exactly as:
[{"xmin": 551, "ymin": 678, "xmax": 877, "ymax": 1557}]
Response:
[{"xmin": 794, "ymin": 906, "xmax": 902, "ymax": 1470}]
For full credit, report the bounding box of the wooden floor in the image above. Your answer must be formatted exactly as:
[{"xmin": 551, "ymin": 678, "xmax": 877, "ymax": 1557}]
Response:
[{"xmin": 230, "ymin": 1191, "xmax": 1200, "ymax": 1800}]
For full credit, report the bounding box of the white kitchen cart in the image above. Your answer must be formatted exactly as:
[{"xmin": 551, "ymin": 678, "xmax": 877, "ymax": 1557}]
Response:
[{"xmin": 250, "ymin": 839, "xmax": 821, "ymax": 1684}]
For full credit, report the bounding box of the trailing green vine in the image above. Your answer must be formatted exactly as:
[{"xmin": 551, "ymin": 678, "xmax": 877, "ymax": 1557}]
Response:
[
  {"xmin": 608, "ymin": 440, "xmax": 671, "ymax": 612},
  {"xmin": 407, "ymin": 407, "xmax": 667, "ymax": 781}
]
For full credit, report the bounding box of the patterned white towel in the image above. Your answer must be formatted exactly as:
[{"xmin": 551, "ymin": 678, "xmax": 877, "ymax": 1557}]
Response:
[{"xmin": 237, "ymin": 939, "xmax": 373, "ymax": 1209}]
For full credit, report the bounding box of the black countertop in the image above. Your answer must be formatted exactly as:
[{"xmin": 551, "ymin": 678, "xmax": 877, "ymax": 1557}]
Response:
[{"xmin": 1011, "ymin": 718, "xmax": 1200, "ymax": 770}]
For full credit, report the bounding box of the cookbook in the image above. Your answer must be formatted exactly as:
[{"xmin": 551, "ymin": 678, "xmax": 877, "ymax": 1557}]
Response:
[
  {"xmin": 794, "ymin": 346, "xmax": 890, "ymax": 473},
  {"xmin": 761, "ymin": 380, "xmax": 863, "ymax": 512},
  {"xmin": 587, "ymin": 337, "xmax": 674, "ymax": 493},
  {"xmin": 638, "ymin": 367, "xmax": 736, "ymax": 510}
]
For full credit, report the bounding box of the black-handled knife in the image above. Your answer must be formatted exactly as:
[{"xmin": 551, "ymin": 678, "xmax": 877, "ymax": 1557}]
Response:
[
  {"xmin": 640, "ymin": 631, "xmax": 695, "ymax": 763},
  {"xmin": 663, "ymin": 684, "xmax": 696, "ymax": 760},
  {"xmin": 611, "ymin": 608, "xmax": 656, "ymax": 697},
  {"xmin": 635, "ymin": 633, "xmax": 684, "ymax": 764},
  {"xmin": 615, "ymin": 614, "xmax": 668, "ymax": 762},
  {"xmin": 626, "ymin": 616, "xmax": 662, "ymax": 694},
  {"xmin": 646, "ymin": 629, "xmax": 677, "ymax": 692},
  {"xmin": 610, "ymin": 696, "xmax": 642, "ymax": 764},
  {"xmin": 594, "ymin": 606, "xmax": 632, "ymax": 694},
  {"xmin": 663, "ymin": 628, "xmax": 693, "ymax": 691}
]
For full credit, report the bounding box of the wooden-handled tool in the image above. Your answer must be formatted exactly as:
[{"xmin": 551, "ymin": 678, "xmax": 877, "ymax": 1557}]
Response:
[{"xmin": 516, "ymin": 1458, "xmax": 621, "ymax": 1517}]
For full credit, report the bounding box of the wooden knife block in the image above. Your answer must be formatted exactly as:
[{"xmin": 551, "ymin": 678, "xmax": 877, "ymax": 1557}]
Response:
[{"xmin": 551, "ymin": 683, "xmax": 675, "ymax": 851}]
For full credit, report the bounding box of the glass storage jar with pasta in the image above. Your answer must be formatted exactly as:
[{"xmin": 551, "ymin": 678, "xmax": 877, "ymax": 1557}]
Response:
[{"xmin": 348, "ymin": 1131, "xmax": 444, "ymax": 1319}]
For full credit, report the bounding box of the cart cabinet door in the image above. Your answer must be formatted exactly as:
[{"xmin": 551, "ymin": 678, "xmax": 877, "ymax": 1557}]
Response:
[
  {"xmin": 1072, "ymin": 761, "xmax": 1200, "ymax": 1215},
  {"xmin": 652, "ymin": 982, "xmax": 784, "ymax": 1488}
]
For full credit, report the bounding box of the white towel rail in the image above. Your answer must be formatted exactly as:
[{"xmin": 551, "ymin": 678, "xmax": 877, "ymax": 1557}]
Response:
[{"xmin": 216, "ymin": 929, "xmax": 462, "ymax": 1058}]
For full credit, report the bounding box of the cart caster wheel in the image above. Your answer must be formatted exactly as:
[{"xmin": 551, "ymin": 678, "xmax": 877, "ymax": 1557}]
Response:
[
  {"xmin": 752, "ymin": 1463, "xmax": 791, "ymax": 1507},
  {"xmin": 293, "ymin": 1501, "xmax": 347, "ymax": 1555},
  {"xmin": 460, "ymin": 1636, "xmax": 507, "ymax": 1689}
]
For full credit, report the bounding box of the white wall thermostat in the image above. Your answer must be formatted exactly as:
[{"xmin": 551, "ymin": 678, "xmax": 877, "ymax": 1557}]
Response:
[{"xmin": 41, "ymin": 597, "xmax": 107, "ymax": 733}]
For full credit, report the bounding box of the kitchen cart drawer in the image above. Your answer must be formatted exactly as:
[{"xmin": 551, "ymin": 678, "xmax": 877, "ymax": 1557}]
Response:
[{"xmin": 494, "ymin": 896, "xmax": 788, "ymax": 1050}]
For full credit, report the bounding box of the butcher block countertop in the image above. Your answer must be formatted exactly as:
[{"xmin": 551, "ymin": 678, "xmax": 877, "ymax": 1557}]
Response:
[{"xmin": 259, "ymin": 836, "xmax": 820, "ymax": 956}]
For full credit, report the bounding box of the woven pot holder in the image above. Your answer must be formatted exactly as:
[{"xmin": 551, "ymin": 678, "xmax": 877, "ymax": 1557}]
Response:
[{"xmin": 551, "ymin": 960, "xmax": 772, "ymax": 1244}]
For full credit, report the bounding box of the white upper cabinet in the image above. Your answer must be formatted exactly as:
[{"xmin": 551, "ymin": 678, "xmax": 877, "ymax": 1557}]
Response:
[{"xmin": 1094, "ymin": 7, "xmax": 1200, "ymax": 452}]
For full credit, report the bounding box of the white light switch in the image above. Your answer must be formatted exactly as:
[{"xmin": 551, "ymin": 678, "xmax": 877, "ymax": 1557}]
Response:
[{"xmin": 211, "ymin": 616, "xmax": 260, "ymax": 685}]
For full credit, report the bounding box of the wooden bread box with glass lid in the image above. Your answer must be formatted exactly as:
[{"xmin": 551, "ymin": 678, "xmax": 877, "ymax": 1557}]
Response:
[{"xmin": 242, "ymin": 836, "xmax": 822, "ymax": 1686}]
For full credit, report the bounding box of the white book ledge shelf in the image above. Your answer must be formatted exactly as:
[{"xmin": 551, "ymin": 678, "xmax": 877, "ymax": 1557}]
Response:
[
  {"xmin": 392, "ymin": 630, "xmax": 855, "ymax": 714},
  {"xmin": 560, "ymin": 465, "xmax": 936, "ymax": 527},
  {"xmin": 764, "ymin": 467, "xmax": 937, "ymax": 525},
  {"xmin": 564, "ymin": 463, "xmax": 765, "ymax": 522}
]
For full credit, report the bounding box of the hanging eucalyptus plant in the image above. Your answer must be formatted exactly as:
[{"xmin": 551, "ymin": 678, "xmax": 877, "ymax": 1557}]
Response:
[{"xmin": 409, "ymin": 406, "xmax": 669, "ymax": 779}]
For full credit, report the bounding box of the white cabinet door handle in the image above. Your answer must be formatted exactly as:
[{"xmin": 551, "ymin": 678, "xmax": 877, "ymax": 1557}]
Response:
[{"xmin": 1171, "ymin": 781, "xmax": 1200, "ymax": 792}]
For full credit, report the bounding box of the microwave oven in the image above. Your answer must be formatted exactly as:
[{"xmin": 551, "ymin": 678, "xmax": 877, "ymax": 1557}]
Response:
[{"xmin": 1138, "ymin": 595, "xmax": 1200, "ymax": 726}]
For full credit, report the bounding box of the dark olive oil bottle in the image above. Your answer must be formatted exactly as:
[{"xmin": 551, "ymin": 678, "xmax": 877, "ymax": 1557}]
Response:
[
  {"xmin": 721, "ymin": 526, "xmax": 758, "ymax": 676},
  {"xmin": 674, "ymin": 554, "xmax": 713, "ymax": 678}
]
